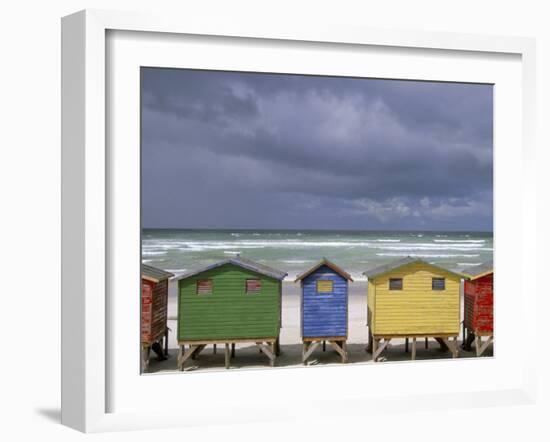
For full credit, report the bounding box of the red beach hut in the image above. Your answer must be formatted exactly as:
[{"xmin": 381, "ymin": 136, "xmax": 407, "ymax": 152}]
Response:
[
  {"xmin": 141, "ymin": 264, "xmax": 174, "ymax": 372},
  {"xmin": 461, "ymin": 261, "xmax": 493, "ymax": 356}
]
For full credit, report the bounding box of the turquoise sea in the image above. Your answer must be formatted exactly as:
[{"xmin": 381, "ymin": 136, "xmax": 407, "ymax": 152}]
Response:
[{"xmin": 142, "ymin": 229, "xmax": 493, "ymax": 281}]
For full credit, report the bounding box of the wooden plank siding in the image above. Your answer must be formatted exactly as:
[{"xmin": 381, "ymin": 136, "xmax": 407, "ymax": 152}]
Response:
[
  {"xmin": 301, "ymin": 266, "xmax": 348, "ymax": 338},
  {"xmin": 464, "ymin": 286, "xmax": 476, "ymax": 331},
  {"xmin": 367, "ymin": 280, "xmax": 376, "ymax": 329},
  {"xmin": 370, "ymin": 262, "xmax": 461, "ymax": 336},
  {"xmin": 464, "ymin": 273, "xmax": 493, "ymax": 334},
  {"xmin": 141, "ymin": 279, "xmax": 169, "ymax": 345},
  {"xmin": 178, "ymin": 263, "xmax": 281, "ymax": 341}
]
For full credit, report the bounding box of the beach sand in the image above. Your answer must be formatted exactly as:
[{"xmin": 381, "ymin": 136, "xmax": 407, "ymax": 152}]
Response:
[{"xmin": 146, "ymin": 281, "xmax": 492, "ymax": 374}]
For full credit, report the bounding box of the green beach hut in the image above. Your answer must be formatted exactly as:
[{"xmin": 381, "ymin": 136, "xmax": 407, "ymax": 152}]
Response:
[{"xmin": 176, "ymin": 256, "xmax": 287, "ymax": 370}]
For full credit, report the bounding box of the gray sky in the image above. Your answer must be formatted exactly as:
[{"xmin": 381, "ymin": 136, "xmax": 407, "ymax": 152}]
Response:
[{"xmin": 141, "ymin": 68, "xmax": 493, "ymax": 231}]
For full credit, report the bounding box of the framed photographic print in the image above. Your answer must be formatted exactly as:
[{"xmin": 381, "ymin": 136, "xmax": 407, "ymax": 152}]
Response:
[
  {"xmin": 140, "ymin": 67, "xmax": 494, "ymax": 374},
  {"xmin": 61, "ymin": 9, "xmax": 537, "ymax": 433}
]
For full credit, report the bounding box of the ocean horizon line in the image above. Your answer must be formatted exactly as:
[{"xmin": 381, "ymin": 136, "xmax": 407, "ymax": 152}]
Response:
[{"xmin": 142, "ymin": 227, "xmax": 494, "ymax": 234}]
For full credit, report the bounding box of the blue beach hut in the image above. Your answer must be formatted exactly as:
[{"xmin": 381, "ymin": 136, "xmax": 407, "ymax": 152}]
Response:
[{"xmin": 295, "ymin": 258, "xmax": 353, "ymax": 364}]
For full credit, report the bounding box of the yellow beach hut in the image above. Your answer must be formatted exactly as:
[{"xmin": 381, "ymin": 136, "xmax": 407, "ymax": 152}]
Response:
[{"xmin": 363, "ymin": 256, "xmax": 464, "ymax": 362}]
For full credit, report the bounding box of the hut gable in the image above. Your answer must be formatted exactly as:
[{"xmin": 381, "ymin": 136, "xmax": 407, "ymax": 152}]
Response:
[
  {"xmin": 461, "ymin": 260, "xmax": 493, "ymax": 281},
  {"xmin": 177, "ymin": 257, "xmax": 286, "ymax": 341},
  {"xmin": 142, "ymin": 263, "xmax": 174, "ymax": 283},
  {"xmin": 363, "ymin": 256, "xmax": 464, "ymax": 280},
  {"xmin": 364, "ymin": 257, "xmax": 462, "ymax": 336},
  {"xmin": 295, "ymin": 258, "xmax": 353, "ymax": 282},
  {"xmin": 298, "ymin": 260, "xmax": 350, "ymax": 339},
  {"xmin": 177, "ymin": 255, "xmax": 287, "ymax": 282}
]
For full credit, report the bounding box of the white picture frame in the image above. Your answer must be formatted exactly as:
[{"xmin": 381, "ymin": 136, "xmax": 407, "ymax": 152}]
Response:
[{"xmin": 61, "ymin": 9, "xmax": 537, "ymax": 433}]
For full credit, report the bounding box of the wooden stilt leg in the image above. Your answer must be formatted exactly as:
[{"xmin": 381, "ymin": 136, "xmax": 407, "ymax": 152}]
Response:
[
  {"xmin": 141, "ymin": 346, "xmax": 147, "ymax": 372},
  {"xmin": 475, "ymin": 335, "xmax": 481, "ymax": 357},
  {"xmin": 178, "ymin": 345, "xmax": 201, "ymax": 370},
  {"xmin": 164, "ymin": 328, "xmax": 169, "ymax": 356},
  {"xmin": 303, "ymin": 341, "xmax": 320, "ymax": 364},
  {"xmin": 440, "ymin": 337, "xmax": 458, "ymax": 358},
  {"xmin": 366, "ymin": 329, "xmax": 373, "ymax": 353},
  {"xmin": 328, "ymin": 340, "xmax": 346, "ymax": 362},
  {"xmin": 405, "ymin": 337, "xmax": 409, "ymax": 353},
  {"xmin": 231, "ymin": 343, "xmax": 235, "ymax": 358},
  {"xmin": 275, "ymin": 337, "xmax": 281, "ymax": 356},
  {"xmin": 373, "ymin": 338, "xmax": 391, "ymax": 362},
  {"xmin": 256, "ymin": 342, "xmax": 276, "ymax": 366},
  {"xmin": 435, "ymin": 337, "xmax": 448, "ymax": 351},
  {"xmin": 425, "ymin": 338, "xmax": 428, "ymax": 349},
  {"xmin": 323, "ymin": 340, "xmax": 326, "ymax": 352},
  {"xmin": 453, "ymin": 336, "xmax": 458, "ymax": 358},
  {"xmin": 477, "ymin": 335, "xmax": 493, "ymax": 356},
  {"xmin": 225, "ymin": 343, "xmax": 230, "ymax": 369},
  {"xmin": 177, "ymin": 345, "xmax": 183, "ymax": 371},
  {"xmin": 195, "ymin": 344, "xmax": 207, "ymax": 358},
  {"xmin": 140, "ymin": 346, "xmax": 148, "ymax": 373},
  {"xmin": 372, "ymin": 338, "xmax": 378, "ymax": 362},
  {"xmin": 213, "ymin": 343, "xmax": 217, "ymax": 354},
  {"xmin": 270, "ymin": 341, "xmax": 276, "ymax": 367},
  {"xmin": 302, "ymin": 342, "xmax": 308, "ymax": 365},
  {"xmin": 411, "ymin": 337, "xmax": 417, "ymax": 360}
]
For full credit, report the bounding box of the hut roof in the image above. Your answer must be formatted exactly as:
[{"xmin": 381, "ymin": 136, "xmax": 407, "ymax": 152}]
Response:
[
  {"xmin": 362, "ymin": 256, "xmax": 465, "ymax": 280},
  {"xmin": 142, "ymin": 264, "xmax": 174, "ymax": 283},
  {"xmin": 294, "ymin": 258, "xmax": 353, "ymax": 282},
  {"xmin": 460, "ymin": 260, "xmax": 493, "ymax": 280},
  {"xmin": 176, "ymin": 256, "xmax": 288, "ymax": 281}
]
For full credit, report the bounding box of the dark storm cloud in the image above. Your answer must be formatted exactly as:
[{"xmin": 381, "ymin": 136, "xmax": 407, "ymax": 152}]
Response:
[{"xmin": 141, "ymin": 68, "xmax": 493, "ymax": 231}]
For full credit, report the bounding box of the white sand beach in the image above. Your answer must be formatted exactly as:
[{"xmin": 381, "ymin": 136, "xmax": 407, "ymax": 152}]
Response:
[{"xmin": 146, "ymin": 280, "xmax": 492, "ymax": 374}]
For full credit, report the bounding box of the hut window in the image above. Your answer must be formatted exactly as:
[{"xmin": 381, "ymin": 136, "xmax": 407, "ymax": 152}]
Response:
[
  {"xmin": 389, "ymin": 278, "xmax": 403, "ymax": 290},
  {"xmin": 317, "ymin": 280, "xmax": 333, "ymax": 293},
  {"xmin": 432, "ymin": 278, "xmax": 445, "ymax": 290},
  {"xmin": 246, "ymin": 279, "xmax": 262, "ymax": 294},
  {"xmin": 196, "ymin": 279, "xmax": 213, "ymax": 295}
]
